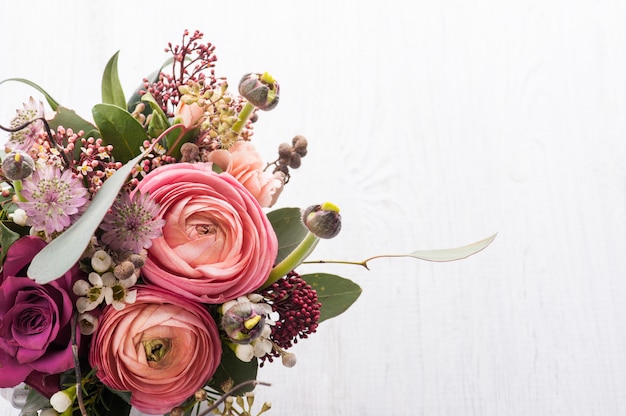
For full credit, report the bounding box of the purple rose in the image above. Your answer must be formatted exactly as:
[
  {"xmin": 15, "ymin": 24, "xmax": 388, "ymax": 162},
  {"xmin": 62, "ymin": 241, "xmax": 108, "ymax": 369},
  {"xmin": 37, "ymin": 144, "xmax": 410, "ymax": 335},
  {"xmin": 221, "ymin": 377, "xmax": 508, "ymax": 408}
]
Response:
[{"xmin": 0, "ymin": 236, "xmax": 82, "ymax": 389}]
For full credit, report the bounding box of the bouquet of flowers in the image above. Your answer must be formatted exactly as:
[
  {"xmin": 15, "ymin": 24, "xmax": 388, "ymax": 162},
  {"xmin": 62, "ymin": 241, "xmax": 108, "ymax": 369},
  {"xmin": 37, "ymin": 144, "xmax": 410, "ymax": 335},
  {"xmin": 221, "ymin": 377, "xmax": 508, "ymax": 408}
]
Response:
[{"xmin": 0, "ymin": 30, "xmax": 494, "ymax": 416}]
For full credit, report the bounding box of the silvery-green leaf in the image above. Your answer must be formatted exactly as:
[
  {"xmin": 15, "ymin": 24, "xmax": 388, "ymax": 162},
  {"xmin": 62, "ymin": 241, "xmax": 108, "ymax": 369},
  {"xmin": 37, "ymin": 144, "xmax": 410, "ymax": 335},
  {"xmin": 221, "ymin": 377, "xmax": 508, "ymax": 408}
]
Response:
[
  {"xmin": 408, "ymin": 233, "xmax": 497, "ymax": 262},
  {"xmin": 27, "ymin": 152, "xmax": 145, "ymax": 284}
]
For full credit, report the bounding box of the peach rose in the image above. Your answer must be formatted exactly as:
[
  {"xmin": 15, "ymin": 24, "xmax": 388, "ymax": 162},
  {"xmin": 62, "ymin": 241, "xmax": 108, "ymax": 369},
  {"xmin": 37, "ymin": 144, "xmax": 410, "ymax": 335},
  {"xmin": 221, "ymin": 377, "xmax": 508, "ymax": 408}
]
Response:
[
  {"xmin": 208, "ymin": 141, "xmax": 285, "ymax": 207},
  {"xmin": 88, "ymin": 286, "xmax": 221, "ymax": 415},
  {"xmin": 136, "ymin": 162, "xmax": 278, "ymax": 303}
]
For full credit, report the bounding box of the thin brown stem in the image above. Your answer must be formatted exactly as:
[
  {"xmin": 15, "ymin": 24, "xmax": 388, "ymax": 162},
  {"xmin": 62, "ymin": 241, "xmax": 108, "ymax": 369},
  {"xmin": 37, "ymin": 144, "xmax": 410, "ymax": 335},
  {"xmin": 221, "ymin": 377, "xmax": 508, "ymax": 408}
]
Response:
[
  {"xmin": 197, "ymin": 380, "xmax": 271, "ymax": 416},
  {"xmin": 71, "ymin": 314, "xmax": 87, "ymax": 416}
]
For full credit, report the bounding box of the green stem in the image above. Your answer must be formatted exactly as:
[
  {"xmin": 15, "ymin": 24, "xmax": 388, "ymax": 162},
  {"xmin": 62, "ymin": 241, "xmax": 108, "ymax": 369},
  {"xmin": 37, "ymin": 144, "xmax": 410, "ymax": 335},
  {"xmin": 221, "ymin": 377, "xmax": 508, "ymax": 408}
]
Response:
[
  {"xmin": 261, "ymin": 232, "xmax": 320, "ymax": 289},
  {"xmin": 231, "ymin": 102, "xmax": 255, "ymax": 134},
  {"xmin": 13, "ymin": 180, "xmax": 26, "ymax": 202}
]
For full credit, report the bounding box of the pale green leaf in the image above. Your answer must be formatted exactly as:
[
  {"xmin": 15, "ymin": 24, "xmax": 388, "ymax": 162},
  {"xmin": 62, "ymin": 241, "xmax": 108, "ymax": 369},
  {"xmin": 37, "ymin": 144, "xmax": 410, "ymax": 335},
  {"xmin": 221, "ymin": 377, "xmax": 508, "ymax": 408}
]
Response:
[
  {"xmin": 27, "ymin": 152, "xmax": 146, "ymax": 284},
  {"xmin": 408, "ymin": 233, "xmax": 497, "ymax": 262},
  {"xmin": 0, "ymin": 77, "xmax": 60, "ymax": 110},
  {"xmin": 101, "ymin": 50, "xmax": 126, "ymax": 108},
  {"xmin": 301, "ymin": 273, "xmax": 362, "ymax": 322}
]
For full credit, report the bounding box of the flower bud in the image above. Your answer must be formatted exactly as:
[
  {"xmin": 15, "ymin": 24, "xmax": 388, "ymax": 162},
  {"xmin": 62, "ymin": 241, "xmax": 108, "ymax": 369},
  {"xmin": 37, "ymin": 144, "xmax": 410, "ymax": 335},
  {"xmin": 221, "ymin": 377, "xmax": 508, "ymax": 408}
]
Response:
[
  {"xmin": 10, "ymin": 208, "xmax": 27, "ymax": 226},
  {"xmin": 1, "ymin": 151, "xmax": 35, "ymax": 180},
  {"xmin": 91, "ymin": 250, "xmax": 112, "ymax": 273},
  {"xmin": 50, "ymin": 385, "xmax": 76, "ymax": 413},
  {"xmin": 113, "ymin": 260, "xmax": 136, "ymax": 280},
  {"xmin": 221, "ymin": 301, "xmax": 268, "ymax": 344},
  {"xmin": 281, "ymin": 351, "xmax": 297, "ymax": 368},
  {"xmin": 302, "ymin": 202, "xmax": 342, "ymax": 239},
  {"xmin": 238, "ymin": 72, "xmax": 280, "ymax": 111}
]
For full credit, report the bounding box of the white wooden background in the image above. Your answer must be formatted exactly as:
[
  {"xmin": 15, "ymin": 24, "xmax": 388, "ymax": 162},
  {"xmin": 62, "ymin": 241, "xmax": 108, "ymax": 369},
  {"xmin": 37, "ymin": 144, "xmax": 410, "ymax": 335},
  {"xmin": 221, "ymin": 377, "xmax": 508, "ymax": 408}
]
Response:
[{"xmin": 1, "ymin": 1, "xmax": 626, "ymax": 415}]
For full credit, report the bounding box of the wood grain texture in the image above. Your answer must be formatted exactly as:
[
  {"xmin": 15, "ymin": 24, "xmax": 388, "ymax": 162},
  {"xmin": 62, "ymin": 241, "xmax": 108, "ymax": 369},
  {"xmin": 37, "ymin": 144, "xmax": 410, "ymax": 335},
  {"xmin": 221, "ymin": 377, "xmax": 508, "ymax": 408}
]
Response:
[{"xmin": 1, "ymin": 1, "xmax": 626, "ymax": 415}]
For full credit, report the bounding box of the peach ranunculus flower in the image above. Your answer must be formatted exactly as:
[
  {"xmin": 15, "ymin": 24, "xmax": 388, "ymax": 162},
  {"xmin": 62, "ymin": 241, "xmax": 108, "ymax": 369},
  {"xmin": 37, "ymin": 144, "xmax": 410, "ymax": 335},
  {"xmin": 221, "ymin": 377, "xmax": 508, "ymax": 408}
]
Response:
[
  {"xmin": 88, "ymin": 286, "xmax": 222, "ymax": 415},
  {"xmin": 135, "ymin": 162, "xmax": 278, "ymax": 303},
  {"xmin": 173, "ymin": 101, "xmax": 205, "ymax": 130},
  {"xmin": 208, "ymin": 141, "xmax": 285, "ymax": 207}
]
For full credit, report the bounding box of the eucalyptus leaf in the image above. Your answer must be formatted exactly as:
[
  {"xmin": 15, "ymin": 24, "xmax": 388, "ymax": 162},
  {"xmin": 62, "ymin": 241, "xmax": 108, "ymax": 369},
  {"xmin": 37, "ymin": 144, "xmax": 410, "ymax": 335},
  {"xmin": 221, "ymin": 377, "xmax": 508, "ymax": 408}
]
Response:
[
  {"xmin": 0, "ymin": 78, "xmax": 60, "ymax": 110},
  {"xmin": 407, "ymin": 233, "xmax": 497, "ymax": 262},
  {"xmin": 267, "ymin": 207, "xmax": 308, "ymax": 263},
  {"xmin": 27, "ymin": 152, "xmax": 146, "ymax": 284},
  {"xmin": 101, "ymin": 50, "xmax": 127, "ymax": 108},
  {"xmin": 21, "ymin": 386, "xmax": 50, "ymax": 414},
  {"xmin": 92, "ymin": 103, "xmax": 148, "ymax": 161},
  {"xmin": 301, "ymin": 273, "xmax": 362, "ymax": 322}
]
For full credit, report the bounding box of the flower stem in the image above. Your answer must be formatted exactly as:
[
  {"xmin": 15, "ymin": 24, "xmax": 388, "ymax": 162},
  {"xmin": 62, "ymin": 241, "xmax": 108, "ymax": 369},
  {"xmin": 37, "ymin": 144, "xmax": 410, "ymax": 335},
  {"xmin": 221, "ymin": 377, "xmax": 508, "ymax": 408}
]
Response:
[
  {"xmin": 12, "ymin": 180, "xmax": 26, "ymax": 202},
  {"xmin": 71, "ymin": 313, "xmax": 87, "ymax": 416},
  {"xmin": 197, "ymin": 380, "xmax": 271, "ymax": 416},
  {"xmin": 231, "ymin": 102, "xmax": 255, "ymax": 134},
  {"xmin": 261, "ymin": 232, "xmax": 319, "ymax": 289}
]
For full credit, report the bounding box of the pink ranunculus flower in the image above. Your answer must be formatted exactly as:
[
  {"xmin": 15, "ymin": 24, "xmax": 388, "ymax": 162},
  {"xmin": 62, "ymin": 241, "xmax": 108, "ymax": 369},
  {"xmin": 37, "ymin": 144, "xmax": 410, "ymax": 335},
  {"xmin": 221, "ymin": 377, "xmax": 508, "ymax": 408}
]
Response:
[
  {"xmin": 208, "ymin": 141, "xmax": 285, "ymax": 207},
  {"xmin": 0, "ymin": 236, "xmax": 82, "ymax": 390},
  {"xmin": 88, "ymin": 286, "xmax": 221, "ymax": 415},
  {"xmin": 136, "ymin": 162, "xmax": 278, "ymax": 303}
]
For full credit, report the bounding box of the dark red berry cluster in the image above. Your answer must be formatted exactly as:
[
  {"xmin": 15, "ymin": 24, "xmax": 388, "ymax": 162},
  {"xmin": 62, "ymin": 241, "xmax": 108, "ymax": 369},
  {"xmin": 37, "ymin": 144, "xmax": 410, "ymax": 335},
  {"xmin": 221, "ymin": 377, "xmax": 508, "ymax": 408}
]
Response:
[
  {"xmin": 142, "ymin": 29, "xmax": 219, "ymax": 117},
  {"xmin": 259, "ymin": 271, "xmax": 321, "ymax": 363}
]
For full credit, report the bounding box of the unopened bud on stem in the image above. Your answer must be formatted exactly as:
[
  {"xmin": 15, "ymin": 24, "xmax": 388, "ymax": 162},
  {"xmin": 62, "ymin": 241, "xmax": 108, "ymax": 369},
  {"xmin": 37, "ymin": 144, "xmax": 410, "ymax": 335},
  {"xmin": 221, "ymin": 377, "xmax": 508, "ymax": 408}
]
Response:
[
  {"xmin": 2, "ymin": 151, "xmax": 35, "ymax": 180},
  {"xmin": 302, "ymin": 202, "xmax": 342, "ymax": 239},
  {"xmin": 238, "ymin": 72, "xmax": 280, "ymax": 111}
]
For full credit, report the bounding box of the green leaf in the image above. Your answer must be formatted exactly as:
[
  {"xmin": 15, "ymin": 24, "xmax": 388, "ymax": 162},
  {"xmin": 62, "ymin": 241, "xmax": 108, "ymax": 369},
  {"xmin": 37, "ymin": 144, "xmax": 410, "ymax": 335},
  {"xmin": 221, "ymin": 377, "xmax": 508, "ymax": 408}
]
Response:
[
  {"xmin": 101, "ymin": 51, "xmax": 126, "ymax": 108},
  {"xmin": 0, "ymin": 221, "xmax": 21, "ymax": 264},
  {"xmin": 0, "ymin": 77, "xmax": 60, "ymax": 110},
  {"xmin": 208, "ymin": 343, "xmax": 258, "ymax": 394},
  {"xmin": 407, "ymin": 233, "xmax": 497, "ymax": 262},
  {"xmin": 49, "ymin": 106, "xmax": 99, "ymax": 137},
  {"xmin": 141, "ymin": 92, "xmax": 171, "ymax": 138},
  {"xmin": 267, "ymin": 207, "xmax": 309, "ymax": 263},
  {"xmin": 302, "ymin": 273, "xmax": 362, "ymax": 322},
  {"xmin": 27, "ymin": 151, "xmax": 146, "ymax": 284},
  {"xmin": 21, "ymin": 386, "xmax": 50, "ymax": 413},
  {"xmin": 92, "ymin": 103, "xmax": 148, "ymax": 161}
]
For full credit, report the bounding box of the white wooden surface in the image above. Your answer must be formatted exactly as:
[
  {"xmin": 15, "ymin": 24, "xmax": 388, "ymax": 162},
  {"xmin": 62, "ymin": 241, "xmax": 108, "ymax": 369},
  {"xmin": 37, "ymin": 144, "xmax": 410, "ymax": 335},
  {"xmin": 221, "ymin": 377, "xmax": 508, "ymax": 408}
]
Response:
[{"xmin": 2, "ymin": 1, "xmax": 626, "ymax": 415}]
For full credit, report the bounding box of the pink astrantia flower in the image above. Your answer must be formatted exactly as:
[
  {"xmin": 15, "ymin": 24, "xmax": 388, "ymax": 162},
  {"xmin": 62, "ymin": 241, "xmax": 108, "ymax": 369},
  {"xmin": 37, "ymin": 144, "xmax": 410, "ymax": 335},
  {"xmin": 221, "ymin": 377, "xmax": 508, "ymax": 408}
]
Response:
[
  {"xmin": 7, "ymin": 97, "xmax": 45, "ymax": 152},
  {"xmin": 99, "ymin": 191, "xmax": 166, "ymax": 253},
  {"xmin": 18, "ymin": 165, "xmax": 89, "ymax": 236}
]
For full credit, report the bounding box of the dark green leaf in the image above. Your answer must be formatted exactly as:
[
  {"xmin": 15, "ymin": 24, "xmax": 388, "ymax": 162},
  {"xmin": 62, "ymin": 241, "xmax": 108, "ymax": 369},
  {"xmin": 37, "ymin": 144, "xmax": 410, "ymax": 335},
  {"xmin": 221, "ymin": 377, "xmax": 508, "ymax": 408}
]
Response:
[
  {"xmin": 267, "ymin": 207, "xmax": 308, "ymax": 263},
  {"xmin": 92, "ymin": 103, "xmax": 148, "ymax": 161},
  {"xmin": 302, "ymin": 273, "xmax": 362, "ymax": 322},
  {"xmin": 101, "ymin": 51, "xmax": 126, "ymax": 108},
  {"xmin": 28, "ymin": 151, "xmax": 147, "ymax": 283},
  {"xmin": 0, "ymin": 221, "xmax": 21, "ymax": 264},
  {"xmin": 0, "ymin": 78, "xmax": 60, "ymax": 110},
  {"xmin": 208, "ymin": 343, "xmax": 258, "ymax": 394},
  {"xmin": 49, "ymin": 106, "xmax": 99, "ymax": 137}
]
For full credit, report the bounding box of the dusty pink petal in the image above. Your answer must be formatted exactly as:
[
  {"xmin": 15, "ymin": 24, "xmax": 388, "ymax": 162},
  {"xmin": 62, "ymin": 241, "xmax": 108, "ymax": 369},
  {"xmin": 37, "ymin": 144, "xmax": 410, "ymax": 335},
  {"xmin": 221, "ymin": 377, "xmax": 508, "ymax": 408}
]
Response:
[
  {"xmin": 89, "ymin": 286, "xmax": 221, "ymax": 414},
  {"xmin": 136, "ymin": 163, "xmax": 277, "ymax": 303}
]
